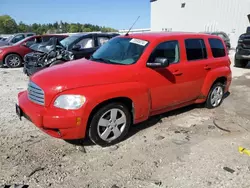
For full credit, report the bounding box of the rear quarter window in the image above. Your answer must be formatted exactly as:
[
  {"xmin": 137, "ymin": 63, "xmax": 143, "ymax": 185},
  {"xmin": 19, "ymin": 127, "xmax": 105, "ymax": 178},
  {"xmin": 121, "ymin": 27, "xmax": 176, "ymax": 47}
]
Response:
[
  {"xmin": 208, "ymin": 38, "xmax": 226, "ymax": 58},
  {"xmin": 185, "ymin": 39, "xmax": 207, "ymax": 61}
]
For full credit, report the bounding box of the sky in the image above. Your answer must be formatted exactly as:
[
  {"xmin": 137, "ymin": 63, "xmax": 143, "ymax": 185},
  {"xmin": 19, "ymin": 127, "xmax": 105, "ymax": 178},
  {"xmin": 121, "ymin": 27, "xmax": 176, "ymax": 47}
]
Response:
[{"xmin": 0, "ymin": 0, "xmax": 151, "ymax": 30}]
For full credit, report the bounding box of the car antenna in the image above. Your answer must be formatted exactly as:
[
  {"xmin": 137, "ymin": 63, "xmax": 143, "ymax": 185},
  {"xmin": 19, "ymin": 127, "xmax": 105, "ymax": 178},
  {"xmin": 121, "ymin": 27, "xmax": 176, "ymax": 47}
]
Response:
[{"xmin": 125, "ymin": 16, "xmax": 140, "ymax": 36}]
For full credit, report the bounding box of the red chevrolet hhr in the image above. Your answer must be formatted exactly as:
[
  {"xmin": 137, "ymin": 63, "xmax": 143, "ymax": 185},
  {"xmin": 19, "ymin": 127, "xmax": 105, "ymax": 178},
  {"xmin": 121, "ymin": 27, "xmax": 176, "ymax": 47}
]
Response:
[{"xmin": 16, "ymin": 32, "xmax": 232, "ymax": 146}]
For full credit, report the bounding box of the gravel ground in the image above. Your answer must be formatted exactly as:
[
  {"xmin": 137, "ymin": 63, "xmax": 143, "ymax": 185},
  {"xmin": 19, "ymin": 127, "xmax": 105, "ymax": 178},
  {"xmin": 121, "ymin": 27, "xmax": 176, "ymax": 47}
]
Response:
[{"xmin": 1, "ymin": 52, "xmax": 250, "ymax": 188}]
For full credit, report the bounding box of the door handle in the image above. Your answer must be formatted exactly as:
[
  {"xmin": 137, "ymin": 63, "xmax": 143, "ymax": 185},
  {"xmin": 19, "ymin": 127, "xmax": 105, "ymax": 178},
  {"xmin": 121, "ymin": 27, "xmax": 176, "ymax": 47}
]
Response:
[
  {"xmin": 204, "ymin": 65, "xmax": 211, "ymax": 70},
  {"xmin": 172, "ymin": 70, "xmax": 183, "ymax": 76}
]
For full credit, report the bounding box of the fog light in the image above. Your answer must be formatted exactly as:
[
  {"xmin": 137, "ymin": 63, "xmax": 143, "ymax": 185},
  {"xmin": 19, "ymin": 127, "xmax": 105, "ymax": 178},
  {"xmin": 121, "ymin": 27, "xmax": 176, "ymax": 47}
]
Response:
[{"xmin": 76, "ymin": 117, "xmax": 81, "ymax": 126}]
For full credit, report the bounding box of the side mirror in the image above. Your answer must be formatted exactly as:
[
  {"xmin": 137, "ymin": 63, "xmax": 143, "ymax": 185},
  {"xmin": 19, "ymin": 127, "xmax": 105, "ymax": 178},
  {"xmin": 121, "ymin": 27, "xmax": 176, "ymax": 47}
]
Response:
[
  {"xmin": 72, "ymin": 44, "xmax": 81, "ymax": 51},
  {"xmin": 146, "ymin": 57, "xmax": 169, "ymax": 68}
]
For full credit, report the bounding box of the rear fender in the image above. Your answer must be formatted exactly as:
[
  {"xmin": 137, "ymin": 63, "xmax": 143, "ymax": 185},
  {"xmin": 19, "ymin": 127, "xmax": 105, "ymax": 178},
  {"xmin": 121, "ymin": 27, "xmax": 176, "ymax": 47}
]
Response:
[{"xmin": 201, "ymin": 66, "xmax": 231, "ymax": 97}]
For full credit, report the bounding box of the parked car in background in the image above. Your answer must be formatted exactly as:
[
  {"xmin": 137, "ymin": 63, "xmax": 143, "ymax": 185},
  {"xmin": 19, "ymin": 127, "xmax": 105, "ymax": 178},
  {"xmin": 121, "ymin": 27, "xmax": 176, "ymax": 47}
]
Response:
[
  {"xmin": 16, "ymin": 32, "xmax": 231, "ymax": 146},
  {"xmin": 0, "ymin": 34, "xmax": 68, "ymax": 68},
  {"xmin": 234, "ymin": 26, "xmax": 250, "ymax": 68},
  {"xmin": 23, "ymin": 32, "xmax": 119, "ymax": 76},
  {"xmin": 0, "ymin": 32, "xmax": 36, "ymax": 47},
  {"xmin": 203, "ymin": 32, "xmax": 231, "ymax": 52},
  {"xmin": 0, "ymin": 37, "xmax": 8, "ymax": 41}
]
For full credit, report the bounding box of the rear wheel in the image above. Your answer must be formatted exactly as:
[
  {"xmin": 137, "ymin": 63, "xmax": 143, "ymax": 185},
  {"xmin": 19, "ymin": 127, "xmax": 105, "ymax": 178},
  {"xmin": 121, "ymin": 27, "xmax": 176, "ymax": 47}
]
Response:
[
  {"xmin": 5, "ymin": 54, "xmax": 22, "ymax": 68},
  {"xmin": 234, "ymin": 57, "xmax": 248, "ymax": 68},
  {"xmin": 88, "ymin": 103, "xmax": 132, "ymax": 146},
  {"xmin": 206, "ymin": 82, "xmax": 224, "ymax": 109}
]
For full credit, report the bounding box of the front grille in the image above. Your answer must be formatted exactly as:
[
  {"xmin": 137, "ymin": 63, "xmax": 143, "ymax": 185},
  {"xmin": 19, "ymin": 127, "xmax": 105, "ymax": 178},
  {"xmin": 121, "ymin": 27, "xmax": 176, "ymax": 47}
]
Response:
[{"xmin": 28, "ymin": 81, "xmax": 45, "ymax": 105}]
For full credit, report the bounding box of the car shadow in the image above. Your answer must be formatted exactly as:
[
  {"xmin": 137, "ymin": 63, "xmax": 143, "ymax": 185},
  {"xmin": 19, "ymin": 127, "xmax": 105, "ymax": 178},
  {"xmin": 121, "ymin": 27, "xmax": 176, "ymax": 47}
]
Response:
[{"xmin": 66, "ymin": 92, "xmax": 231, "ymax": 147}]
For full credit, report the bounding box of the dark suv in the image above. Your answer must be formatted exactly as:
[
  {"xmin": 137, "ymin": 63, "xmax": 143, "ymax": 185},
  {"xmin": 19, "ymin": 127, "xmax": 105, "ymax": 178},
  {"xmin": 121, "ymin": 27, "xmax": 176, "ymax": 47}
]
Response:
[
  {"xmin": 234, "ymin": 27, "xmax": 250, "ymax": 68},
  {"xmin": 23, "ymin": 32, "xmax": 119, "ymax": 76}
]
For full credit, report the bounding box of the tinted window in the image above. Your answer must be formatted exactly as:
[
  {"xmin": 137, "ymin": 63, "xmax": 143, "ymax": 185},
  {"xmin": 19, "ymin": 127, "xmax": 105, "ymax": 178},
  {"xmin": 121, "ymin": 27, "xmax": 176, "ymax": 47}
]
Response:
[
  {"xmin": 42, "ymin": 36, "xmax": 53, "ymax": 42},
  {"xmin": 208, "ymin": 38, "xmax": 226, "ymax": 58},
  {"xmin": 185, "ymin": 39, "xmax": 207, "ymax": 61},
  {"xmin": 26, "ymin": 33, "xmax": 35, "ymax": 37},
  {"xmin": 76, "ymin": 38, "xmax": 94, "ymax": 49},
  {"xmin": 149, "ymin": 40, "xmax": 180, "ymax": 64},
  {"xmin": 56, "ymin": 36, "xmax": 67, "ymax": 41},
  {"xmin": 12, "ymin": 34, "xmax": 25, "ymax": 43}
]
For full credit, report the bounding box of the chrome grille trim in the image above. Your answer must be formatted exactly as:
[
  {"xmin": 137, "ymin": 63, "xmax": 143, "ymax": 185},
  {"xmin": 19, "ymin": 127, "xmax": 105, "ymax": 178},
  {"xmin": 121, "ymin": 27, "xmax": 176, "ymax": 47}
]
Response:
[{"xmin": 28, "ymin": 81, "xmax": 45, "ymax": 105}]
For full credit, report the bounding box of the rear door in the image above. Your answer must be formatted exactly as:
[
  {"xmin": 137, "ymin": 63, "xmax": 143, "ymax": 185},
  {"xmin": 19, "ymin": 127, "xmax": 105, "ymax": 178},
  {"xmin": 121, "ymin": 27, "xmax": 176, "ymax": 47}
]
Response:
[
  {"xmin": 72, "ymin": 36, "xmax": 96, "ymax": 59},
  {"xmin": 180, "ymin": 38, "xmax": 211, "ymax": 101}
]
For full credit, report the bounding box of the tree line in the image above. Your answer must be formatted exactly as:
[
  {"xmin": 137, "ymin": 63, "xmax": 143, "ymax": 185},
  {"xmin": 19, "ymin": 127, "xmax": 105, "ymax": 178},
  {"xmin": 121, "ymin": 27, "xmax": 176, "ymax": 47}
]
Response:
[{"xmin": 0, "ymin": 15, "xmax": 118, "ymax": 35}]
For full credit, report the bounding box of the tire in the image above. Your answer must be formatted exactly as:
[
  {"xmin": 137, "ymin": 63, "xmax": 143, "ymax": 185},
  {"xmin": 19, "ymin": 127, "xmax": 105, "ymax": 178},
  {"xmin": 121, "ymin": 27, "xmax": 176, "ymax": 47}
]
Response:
[
  {"xmin": 234, "ymin": 57, "xmax": 248, "ymax": 68},
  {"xmin": 5, "ymin": 54, "xmax": 22, "ymax": 68},
  {"xmin": 206, "ymin": 82, "xmax": 224, "ymax": 109},
  {"xmin": 88, "ymin": 103, "xmax": 132, "ymax": 146},
  {"xmin": 49, "ymin": 60, "xmax": 65, "ymax": 67}
]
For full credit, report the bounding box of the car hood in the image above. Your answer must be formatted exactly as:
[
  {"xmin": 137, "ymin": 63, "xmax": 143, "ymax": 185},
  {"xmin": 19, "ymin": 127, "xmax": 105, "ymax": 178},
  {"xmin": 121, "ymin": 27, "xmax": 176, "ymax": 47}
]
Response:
[{"xmin": 31, "ymin": 58, "xmax": 136, "ymax": 105}]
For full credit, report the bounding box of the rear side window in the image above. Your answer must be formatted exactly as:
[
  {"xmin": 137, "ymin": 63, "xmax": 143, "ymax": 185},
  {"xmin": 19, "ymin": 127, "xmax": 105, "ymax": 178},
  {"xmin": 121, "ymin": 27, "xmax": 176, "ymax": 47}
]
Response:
[
  {"xmin": 185, "ymin": 39, "xmax": 207, "ymax": 61},
  {"xmin": 208, "ymin": 38, "xmax": 226, "ymax": 58}
]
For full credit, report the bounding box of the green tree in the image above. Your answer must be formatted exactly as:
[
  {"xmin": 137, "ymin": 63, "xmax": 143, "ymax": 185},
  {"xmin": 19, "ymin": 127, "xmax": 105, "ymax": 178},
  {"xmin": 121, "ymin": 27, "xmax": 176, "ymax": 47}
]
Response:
[{"xmin": 0, "ymin": 15, "xmax": 18, "ymax": 34}]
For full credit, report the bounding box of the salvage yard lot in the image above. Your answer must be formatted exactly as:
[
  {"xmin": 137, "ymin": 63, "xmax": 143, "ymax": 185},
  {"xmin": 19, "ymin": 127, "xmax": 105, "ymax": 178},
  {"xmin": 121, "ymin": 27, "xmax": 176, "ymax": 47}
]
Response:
[{"xmin": 1, "ymin": 52, "xmax": 250, "ymax": 188}]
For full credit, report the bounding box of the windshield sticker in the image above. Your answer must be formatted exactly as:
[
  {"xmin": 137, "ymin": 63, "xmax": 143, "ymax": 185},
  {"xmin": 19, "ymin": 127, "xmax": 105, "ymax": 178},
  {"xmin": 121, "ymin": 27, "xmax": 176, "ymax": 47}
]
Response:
[{"xmin": 130, "ymin": 38, "xmax": 148, "ymax": 46}]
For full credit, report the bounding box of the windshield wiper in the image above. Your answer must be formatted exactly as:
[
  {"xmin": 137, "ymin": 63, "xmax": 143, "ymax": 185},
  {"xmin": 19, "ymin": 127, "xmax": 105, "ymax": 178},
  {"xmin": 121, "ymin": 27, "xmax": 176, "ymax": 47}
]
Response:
[{"xmin": 90, "ymin": 56, "xmax": 123, "ymax": 65}]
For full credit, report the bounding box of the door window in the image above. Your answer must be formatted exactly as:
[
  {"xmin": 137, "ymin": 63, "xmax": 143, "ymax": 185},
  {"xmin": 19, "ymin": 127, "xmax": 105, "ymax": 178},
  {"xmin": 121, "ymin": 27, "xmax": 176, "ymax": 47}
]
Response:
[
  {"xmin": 185, "ymin": 39, "xmax": 207, "ymax": 61},
  {"xmin": 148, "ymin": 40, "xmax": 180, "ymax": 64},
  {"xmin": 97, "ymin": 37, "xmax": 109, "ymax": 46},
  {"xmin": 208, "ymin": 38, "xmax": 226, "ymax": 58},
  {"xmin": 11, "ymin": 34, "xmax": 25, "ymax": 43},
  {"xmin": 76, "ymin": 38, "xmax": 94, "ymax": 49}
]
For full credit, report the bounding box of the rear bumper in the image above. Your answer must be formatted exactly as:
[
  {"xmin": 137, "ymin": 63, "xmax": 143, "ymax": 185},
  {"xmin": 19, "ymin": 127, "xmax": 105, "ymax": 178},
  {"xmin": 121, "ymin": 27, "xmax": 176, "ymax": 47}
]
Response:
[{"xmin": 17, "ymin": 91, "xmax": 88, "ymax": 139}]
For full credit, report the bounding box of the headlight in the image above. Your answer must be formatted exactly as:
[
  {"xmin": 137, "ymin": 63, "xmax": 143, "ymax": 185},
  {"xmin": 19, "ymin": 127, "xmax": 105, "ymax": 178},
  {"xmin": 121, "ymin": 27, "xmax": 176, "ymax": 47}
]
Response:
[{"xmin": 54, "ymin": 95, "xmax": 86, "ymax": 110}]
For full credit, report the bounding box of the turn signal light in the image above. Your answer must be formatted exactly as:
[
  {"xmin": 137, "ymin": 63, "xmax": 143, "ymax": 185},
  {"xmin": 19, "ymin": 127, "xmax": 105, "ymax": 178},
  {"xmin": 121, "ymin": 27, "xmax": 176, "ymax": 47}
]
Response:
[{"xmin": 76, "ymin": 117, "xmax": 81, "ymax": 126}]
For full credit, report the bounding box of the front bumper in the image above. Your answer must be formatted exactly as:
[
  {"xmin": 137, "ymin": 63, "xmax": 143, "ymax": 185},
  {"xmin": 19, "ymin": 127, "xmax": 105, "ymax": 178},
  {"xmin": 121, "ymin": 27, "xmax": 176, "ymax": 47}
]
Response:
[
  {"xmin": 23, "ymin": 63, "xmax": 46, "ymax": 76},
  {"xmin": 17, "ymin": 91, "xmax": 88, "ymax": 139}
]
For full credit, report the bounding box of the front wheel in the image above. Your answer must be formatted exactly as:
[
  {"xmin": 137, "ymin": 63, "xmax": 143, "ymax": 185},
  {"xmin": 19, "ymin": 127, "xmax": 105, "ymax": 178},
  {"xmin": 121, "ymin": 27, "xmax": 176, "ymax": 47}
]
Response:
[
  {"xmin": 88, "ymin": 103, "xmax": 132, "ymax": 146},
  {"xmin": 206, "ymin": 82, "xmax": 224, "ymax": 109},
  {"xmin": 5, "ymin": 54, "xmax": 22, "ymax": 68}
]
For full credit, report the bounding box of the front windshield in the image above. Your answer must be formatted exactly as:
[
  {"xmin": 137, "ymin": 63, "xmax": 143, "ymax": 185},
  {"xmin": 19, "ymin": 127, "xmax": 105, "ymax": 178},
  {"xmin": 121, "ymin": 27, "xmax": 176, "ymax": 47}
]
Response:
[
  {"xmin": 60, "ymin": 35, "xmax": 79, "ymax": 48},
  {"xmin": 90, "ymin": 37, "xmax": 149, "ymax": 65}
]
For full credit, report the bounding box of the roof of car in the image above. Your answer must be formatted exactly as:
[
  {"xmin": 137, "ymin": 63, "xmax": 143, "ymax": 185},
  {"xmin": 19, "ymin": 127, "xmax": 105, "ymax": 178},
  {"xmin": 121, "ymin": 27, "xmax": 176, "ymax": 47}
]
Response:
[
  {"xmin": 125, "ymin": 32, "xmax": 219, "ymax": 41},
  {"xmin": 71, "ymin": 32, "xmax": 119, "ymax": 37}
]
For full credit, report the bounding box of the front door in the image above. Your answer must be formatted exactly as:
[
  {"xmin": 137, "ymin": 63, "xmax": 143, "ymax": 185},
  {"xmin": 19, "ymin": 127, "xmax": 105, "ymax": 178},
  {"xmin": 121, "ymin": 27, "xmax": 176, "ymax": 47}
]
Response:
[{"xmin": 140, "ymin": 40, "xmax": 188, "ymax": 111}]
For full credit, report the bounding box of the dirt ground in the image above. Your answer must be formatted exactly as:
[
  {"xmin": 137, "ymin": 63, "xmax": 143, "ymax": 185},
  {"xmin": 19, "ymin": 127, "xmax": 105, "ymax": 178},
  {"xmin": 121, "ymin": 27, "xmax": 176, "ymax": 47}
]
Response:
[{"xmin": 1, "ymin": 52, "xmax": 250, "ymax": 188}]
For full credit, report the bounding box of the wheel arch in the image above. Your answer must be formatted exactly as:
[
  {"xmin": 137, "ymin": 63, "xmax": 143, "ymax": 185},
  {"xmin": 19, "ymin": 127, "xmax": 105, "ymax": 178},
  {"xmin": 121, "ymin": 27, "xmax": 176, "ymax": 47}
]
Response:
[
  {"xmin": 3, "ymin": 52, "xmax": 23, "ymax": 64},
  {"xmin": 86, "ymin": 97, "xmax": 134, "ymax": 135}
]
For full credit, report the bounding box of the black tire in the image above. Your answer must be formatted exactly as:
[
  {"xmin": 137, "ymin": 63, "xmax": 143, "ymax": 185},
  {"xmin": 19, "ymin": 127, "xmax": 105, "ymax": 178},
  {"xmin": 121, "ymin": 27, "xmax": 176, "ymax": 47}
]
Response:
[
  {"xmin": 49, "ymin": 60, "xmax": 65, "ymax": 67},
  {"xmin": 206, "ymin": 82, "xmax": 225, "ymax": 109},
  {"xmin": 234, "ymin": 57, "xmax": 248, "ymax": 68},
  {"xmin": 88, "ymin": 103, "xmax": 132, "ymax": 146},
  {"xmin": 5, "ymin": 54, "xmax": 22, "ymax": 68}
]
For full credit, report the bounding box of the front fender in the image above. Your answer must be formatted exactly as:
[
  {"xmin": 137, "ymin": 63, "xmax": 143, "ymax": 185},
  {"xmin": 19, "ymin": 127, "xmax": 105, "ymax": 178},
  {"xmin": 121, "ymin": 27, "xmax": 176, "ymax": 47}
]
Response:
[
  {"xmin": 201, "ymin": 66, "xmax": 231, "ymax": 97},
  {"xmin": 58, "ymin": 82, "xmax": 151, "ymax": 123}
]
